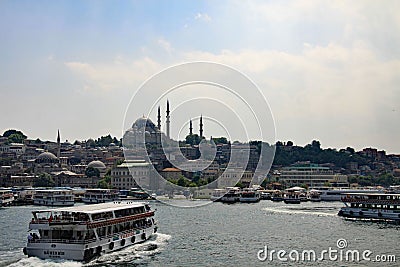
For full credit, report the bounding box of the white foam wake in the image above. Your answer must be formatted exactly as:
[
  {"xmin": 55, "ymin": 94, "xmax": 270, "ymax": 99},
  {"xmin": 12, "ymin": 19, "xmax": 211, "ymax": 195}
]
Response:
[{"xmin": 263, "ymin": 207, "xmax": 338, "ymax": 217}]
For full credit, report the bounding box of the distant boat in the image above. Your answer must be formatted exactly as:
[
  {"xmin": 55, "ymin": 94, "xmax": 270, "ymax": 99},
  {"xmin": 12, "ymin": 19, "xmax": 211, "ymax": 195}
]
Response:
[
  {"xmin": 308, "ymin": 189, "xmax": 321, "ymax": 202},
  {"xmin": 239, "ymin": 189, "xmax": 260, "ymax": 203},
  {"xmin": 283, "ymin": 192, "xmax": 301, "ymax": 204},
  {"xmin": 312, "ymin": 187, "xmax": 383, "ymax": 201},
  {"xmin": 210, "ymin": 189, "xmax": 227, "ymax": 202},
  {"xmin": 0, "ymin": 188, "xmax": 14, "ymax": 206},
  {"xmin": 220, "ymin": 187, "xmax": 240, "ymax": 203},
  {"xmin": 82, "ymin": 189, "xmax": 119, "ymax": 204},
  {"xmin": 33, "ymin": 189, "xmax": 74, "ymax": 207},
  {"xmin": 271, "ymin": 190, "xmax": 284, "ymax": 202}
]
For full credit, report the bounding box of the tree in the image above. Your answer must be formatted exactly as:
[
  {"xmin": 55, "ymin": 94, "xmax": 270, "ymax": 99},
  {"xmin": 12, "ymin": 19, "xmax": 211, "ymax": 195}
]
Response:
[
  {"xmin": 8, "ymin": 133, "xmax": 26, "ymax": 143},
  {"xmin": 85, "ymin": 167, "xmax": 100, "ymax": 178},
  {"xmin": 185, "ymin": 134, "xmax": 201, "ymax": 146},
  {"xmin": 235, "ymin": 182, "xmax": 244, "ymax": 188},
  {"xmin": 177, "ymin": 176, "xmax": 187, "ymax": 187},
  {"xmin": 212, "ymin": 137, "xmax": 228, "ymax": 144},
  {"xmin": 3, "ymin": 129, "xmax": 27, "ymax": 138},
  {"xmin": 3, "ymin": 129, "xmax": 27, "ymax": 143},
  {"xmin": 311, "ymin": 140, "xmax": 321, "ymax": 150},
  {"xmin": 86, "ymin": 139, "xmax": 96, "ymax": 148},
  {"xmin": 286, "ymin": 141, "xmax": 294, "ymax": 146},
  {"xmin": 97, "ymin": 175, "xmax": 111, "ymax": 189},
  {"xmin": 33, "ymin": 173, "xmax": 55, "ymax": 187}
]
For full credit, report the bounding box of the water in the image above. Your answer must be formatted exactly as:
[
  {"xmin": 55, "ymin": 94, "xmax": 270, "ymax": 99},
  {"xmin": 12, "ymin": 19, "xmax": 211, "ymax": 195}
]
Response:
[{"xmin": 1, "ymin": 201, "xmax": 399, "ymax": 266}]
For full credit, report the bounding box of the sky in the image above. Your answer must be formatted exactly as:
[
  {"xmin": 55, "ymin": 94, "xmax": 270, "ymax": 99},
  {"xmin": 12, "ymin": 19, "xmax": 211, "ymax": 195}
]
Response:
[{"xmin": 0, "ymin": 0, "xmax": 399, "ymax": 153}]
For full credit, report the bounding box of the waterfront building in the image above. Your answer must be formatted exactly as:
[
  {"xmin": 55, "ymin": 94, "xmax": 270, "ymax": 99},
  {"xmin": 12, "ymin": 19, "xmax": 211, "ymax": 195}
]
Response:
[
  {"xmin": 52, "ymin": 170, "xmax": 98, "ymax": 188},
  {"xmin": 111, "ymin": 160, "xmax": 151, "ymax": 190},
  {"xmin": 160, "ymin": 167, "xmax": 182, "ymax": 181},
  {"xmin": 276, "ymin": 163, "xmax": 348, "ymax": 187},
  {"xmin": 217, "ymin": 168, "xmax": 254, "ymax": 188},
  {"xmin": 1, "ymin": 174, "xmax": 38, "ymax": 187}
]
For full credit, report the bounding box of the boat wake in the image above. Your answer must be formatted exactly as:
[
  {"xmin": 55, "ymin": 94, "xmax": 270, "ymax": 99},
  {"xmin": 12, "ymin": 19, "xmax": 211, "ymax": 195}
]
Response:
[
  {"xmin": 7, "ymin": 257, "xmax": 82, "ymax": 267},
  {"xmin": 263, "ymin": 206, "xmax": 339, "ymax": 217},
  {"xmin": 86, "ymin": 232, "xmax": 171, "ymax": 266},
  {"xmin": 6, "ymin": 233, "xmax": 171, "ymax": 267}
]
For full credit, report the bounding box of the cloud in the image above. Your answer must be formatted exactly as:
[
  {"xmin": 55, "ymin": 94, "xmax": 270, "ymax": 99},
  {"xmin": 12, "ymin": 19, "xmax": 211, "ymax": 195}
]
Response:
[
  {"xmin": 194, "ymin": 12, "xmax": 211, "ymax": 22},
  {"xmin": 182, "ymin": 43, "xmax": 400, "ymax": 150},
  {"xmin": 65, "ymin": 57, "xmax": 162, "ymax": 93},
  {"xmin": 157, "ymin": 38, "xmax": 172, "ymax": 53}
]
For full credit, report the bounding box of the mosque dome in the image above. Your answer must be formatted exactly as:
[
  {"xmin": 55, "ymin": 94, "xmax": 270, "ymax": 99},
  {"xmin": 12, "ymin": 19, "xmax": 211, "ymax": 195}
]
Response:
[
  {"xmin": 132, "ymin": 116, "xmax": 156, "ymax": 130},
  {"xmin": 87, "ymin": 160, "xmax": 107, "ymax": 170},
  {"xmin": 36, "ymin": 152, "xmax": 58, "ymax": 164}
]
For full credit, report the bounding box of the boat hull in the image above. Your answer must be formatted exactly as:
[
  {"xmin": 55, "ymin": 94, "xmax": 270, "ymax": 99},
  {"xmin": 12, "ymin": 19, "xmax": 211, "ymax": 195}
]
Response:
[
  {"xmin": 284, "ymin": 199, "xmax": 301, "ymax": 204},
  {"xmin": 239, "ymin": 197, "xmax": 260, "ymax": 203},
  {"xmin": 24, "ymin": 225, "xmax": 156, "ymax": 261},
  {"xmin": 338, "ymin": 207, "xmax": 400, "ymax": 222}
]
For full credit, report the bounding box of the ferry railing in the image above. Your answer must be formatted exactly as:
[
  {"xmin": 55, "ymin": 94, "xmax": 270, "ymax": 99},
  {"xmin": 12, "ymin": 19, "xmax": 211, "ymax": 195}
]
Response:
[
  {"xmin": 28, "ymin": 225, "xmax": 153, "ymax": 245},
  {"xmin": 341, "ymin": 197, "xmax": 400, "ymax": 204},
  {"xmin": 30, "ymin": 211, "xmax": 155, "ymax": 227},
  {"xmin": 28, "ymin": 237, "xmax": 97, "ymax": 244}
]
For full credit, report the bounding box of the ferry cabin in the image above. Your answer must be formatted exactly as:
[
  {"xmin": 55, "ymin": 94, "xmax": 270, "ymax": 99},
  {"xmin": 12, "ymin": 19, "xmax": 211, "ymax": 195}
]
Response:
[
  {"xmin": 25, "ymin": 202, "xmax": 157, "ymax": 261},
  {"xmin": 239, "ymin": 189, "xmax": 260, "ymax": 203},
  {"xmin": 82, "ymin": 189, "xmax": 119, "ymax": 204},
  {"xmin": 0, "ymin": 189, "xmax": 14, "ymax": 206},
  {"xmin": 33, "ymin": 189, "xmax": 74, "ymax": 206},
  {"xmin": 339, "ymin": 193, "xmax": 400, "ymax": 221}
]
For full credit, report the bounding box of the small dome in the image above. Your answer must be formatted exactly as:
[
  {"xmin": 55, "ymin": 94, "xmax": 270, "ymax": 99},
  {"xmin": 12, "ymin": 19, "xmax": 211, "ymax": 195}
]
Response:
[
  {"xmin": 87, "ymin": 160, "xmax": 106, "ymax": 170},
  {"xmin": 36, "ymin": 152, "xmax": 59, "ymax": 164}
]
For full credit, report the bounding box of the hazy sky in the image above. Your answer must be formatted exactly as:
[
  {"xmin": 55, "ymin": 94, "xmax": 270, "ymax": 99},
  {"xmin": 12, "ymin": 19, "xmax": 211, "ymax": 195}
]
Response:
[{"xmin": 1, "ymin": 1, "xmax": 399, "ymax": 153}]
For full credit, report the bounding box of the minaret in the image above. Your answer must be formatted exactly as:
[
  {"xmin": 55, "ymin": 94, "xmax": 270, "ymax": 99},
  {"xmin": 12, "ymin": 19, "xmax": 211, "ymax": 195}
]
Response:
[
  {"xmin": 157, "ymin": 106, "xmax": 161, "ymax": 130},
  {"xmin": 166, "ymin": 100, "xmax": 170, "ymax": 138},
  {"xmin": 189, "ymin": 119, "xmax": 193, "ymax": 135},
  {"xmin": 57, "ymin": 129, "xmax": 61, "ymax": 162},
  {"xmin": 199, "ymin": 115, "xmax": 203, "ymax": 138}
]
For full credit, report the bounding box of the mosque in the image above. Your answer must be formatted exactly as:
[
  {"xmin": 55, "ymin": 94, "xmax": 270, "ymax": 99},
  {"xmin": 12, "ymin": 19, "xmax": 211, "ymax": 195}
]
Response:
[{"xmin": 123, "ymin": 100, "xmax": 204, "ymax": 148}]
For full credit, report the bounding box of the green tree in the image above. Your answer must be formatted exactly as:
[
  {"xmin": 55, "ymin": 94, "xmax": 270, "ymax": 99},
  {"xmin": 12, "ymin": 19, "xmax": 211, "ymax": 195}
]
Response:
[
  {"xmin": 212, "ymin": 137, "xmax": 228, "ymax": 144},
  {"xmin": 97, "ymin": 175, "xmax": 111, "ymax": 188},
  {"xmin": 85, "ymin": 167, "xmax": 100, "ymax": 178},
  {"xmin": 235, "ymin": 182, "xmax": 244, "ymax": 188},
  {"xmin": 185, "ymin": 134, "xmax": 202, "ymax": 145},
  {"xmin": 3, "ymin": 129, "xmax": 27, "ymax": 138},
  {"xmin": 177, "ymin": 176, "xmax": 187, "ymax": 187},
  {"xmin": 33, "ymin": 173, "xmax": 55, "ymax": 187},
  {"xmin": 8, "ymin": 133, "xmax": 26, "ymax": 143}
]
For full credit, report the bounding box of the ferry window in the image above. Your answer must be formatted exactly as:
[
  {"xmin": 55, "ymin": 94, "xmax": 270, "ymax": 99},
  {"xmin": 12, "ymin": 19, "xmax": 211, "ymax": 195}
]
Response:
[
  {"xmin": 376, "ymin": 205, "xmax": 381, "ymax": 208},
  {"xmin": 43, "ymin": 230, "xmax": 49, "ymax": 236}
]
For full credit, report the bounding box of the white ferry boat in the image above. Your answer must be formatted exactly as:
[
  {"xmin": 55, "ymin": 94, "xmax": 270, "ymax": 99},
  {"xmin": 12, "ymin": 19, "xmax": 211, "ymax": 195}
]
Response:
[
  {"xmin": 210, "ymin": 189, "xmax": 227, "ymax": 202},
  {"xmin": 239, "ymin": 189, "xmax": 260, "ymax": 203},
  {"xmin": 283, "ymin": 192, "xmax": 301, "ymax": 204},
  {"xmin": 338, "ymin": 193, "xmax": 400, "ymax": 222},
  {"xmin": 33, "ymin": 189, "xmax": 74, "ymax": 207},
  {"xmin": 313, "ymin": 187, "xmax": 383, "ymax": 201},
  {"xmin": 23, "ymin": 202, "xmax": 157, "ymax": 261},
  {"xmin": 0, "ymin": 189, "xmax": 14, "ymax": 206},
  {"xmin": 220, "ymin": 187, "xmax": 240, "ymax": 203},
  {"xmin": 82, "ymin": 189, "xmax": 119, "ymax": 204},
  {"xmin": 307, "ymin": 189, "xmax": 321, "ymax": 202}
]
